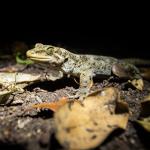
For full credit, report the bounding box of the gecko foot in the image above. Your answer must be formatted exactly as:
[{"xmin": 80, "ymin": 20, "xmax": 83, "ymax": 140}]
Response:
[
  {"xmin": 67, "ymin": 91, "xmax": 80, "ymax": 100},
  {"xmin": 67, "ymin": 87, "xmax": 90, "ymax": 103}
]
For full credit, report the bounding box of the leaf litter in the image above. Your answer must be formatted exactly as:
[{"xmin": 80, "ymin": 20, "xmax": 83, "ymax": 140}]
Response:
[
  {"xmin": 54, "ymin": 87, "xmax": 129, "ymax": 149},
  {"xmin": 0, "ymin": 46, "xmax": 150, "ymax": 149}
]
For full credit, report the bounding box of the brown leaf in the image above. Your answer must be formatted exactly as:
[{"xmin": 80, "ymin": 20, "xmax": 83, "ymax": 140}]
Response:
[
  {"xmin": 54, "ymin": 87, "xmax": 129, "ymax": 149},
  {"xmin": 137, "ymin": 117, "xmax": 150, "ymax": 132},
  {"xmin": 140, "ymin": 67, "xmax": 150, "ymax": 80},
  {"xmin": 112, "ymin": 63, "xmax": 129, "ymax": 78},
  {"xmin": 129, "ymin": 78, "xmax": 144, "ymax": 90}
]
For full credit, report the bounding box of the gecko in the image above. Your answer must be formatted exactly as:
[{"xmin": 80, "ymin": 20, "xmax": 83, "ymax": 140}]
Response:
[{"xmin": 26, "ymin": 43, "xmax": 142, "ymax": 100}]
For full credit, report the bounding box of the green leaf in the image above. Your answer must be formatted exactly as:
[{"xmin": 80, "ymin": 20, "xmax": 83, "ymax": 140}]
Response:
[{"xmin": 16, "ymin": 52, "xmax": 34, "ymax": 65}]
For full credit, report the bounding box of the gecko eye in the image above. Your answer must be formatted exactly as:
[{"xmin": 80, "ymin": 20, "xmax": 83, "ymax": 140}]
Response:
[
  {"xmin": 46, "ymin": 47, "xmax": 55, "ymax": 55},
  {"xmin": 47, "ymin": 46, "xmax": 54, "ymax": 49}
]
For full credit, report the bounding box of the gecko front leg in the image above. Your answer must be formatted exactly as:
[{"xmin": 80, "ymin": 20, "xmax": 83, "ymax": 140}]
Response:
[
  {"xmin": 79, "ymin": 72, "xmax": 94, "ymax": 100},
  {"xmin": 69, "ymin": 71, "xmax": 94, "ymax": 101}
]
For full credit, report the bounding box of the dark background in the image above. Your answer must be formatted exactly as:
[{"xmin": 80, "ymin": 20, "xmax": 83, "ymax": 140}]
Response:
[
  {"xmin": 0, "ymin": 4, "xmax": 149, "ymax": 59},
  {"xmin": 1, "ymin": 28, "xmax": 149, "ymax": 59}
]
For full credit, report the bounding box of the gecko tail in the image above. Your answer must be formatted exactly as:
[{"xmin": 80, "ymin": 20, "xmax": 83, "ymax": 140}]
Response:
[{"xmin": 121, "ymin": 58, "xmax": 150, "ymax": 66}]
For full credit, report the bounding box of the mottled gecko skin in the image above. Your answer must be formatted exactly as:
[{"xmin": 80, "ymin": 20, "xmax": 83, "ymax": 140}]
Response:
[{"xmin": 26, "ymin": 43, "xmax": 141, "ymax": 100}]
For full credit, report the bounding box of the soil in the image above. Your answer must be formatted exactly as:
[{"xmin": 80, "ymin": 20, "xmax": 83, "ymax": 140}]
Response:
[{"xmin": 0, "ymin": 57, "xmax": 150, "ymax": 150}]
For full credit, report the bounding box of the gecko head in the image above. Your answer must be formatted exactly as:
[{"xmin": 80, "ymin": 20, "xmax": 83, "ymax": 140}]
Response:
[{"xmin": 26, "ymin": 43, "xmax": 67, "ymax": 65}]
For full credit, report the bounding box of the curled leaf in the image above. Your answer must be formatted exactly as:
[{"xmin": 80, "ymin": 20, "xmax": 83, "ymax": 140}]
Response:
[
  {"xmin": 128, "ymin": 78, "xmax": 144, "ymax": 90},
  {"xmin": 54, "ymin": 87, "xmax": 129, "ymax": 149},
  {"xmin": 112, "ymin": 63, "xmax": 129, "ymax": 78}
]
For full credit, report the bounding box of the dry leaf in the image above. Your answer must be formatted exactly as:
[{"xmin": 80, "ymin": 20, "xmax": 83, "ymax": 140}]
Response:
[
  {"xmin": 138, "ymin": 93, "xmax": 150, "ymax": 117},
  {"xmin": 112, "ymin": 63, "xmax": 129, "ymax": 78},
  {"xmin": 129, "ymin": 78, "xmax": 144, "ymax": 90},
  {"xmin": 32, "ymin": 97, "xmax": 68, "ymax": 112},
  {"xmin": 0, "ymin": 90, "xmax": 13, "ymax": 104},
  {"xmin": 143, "ymin": 93, "xmax": 150, "ymax": 101},
  {"xmin": 54, "ymin": 87, "xmax": 129, "ymax": 149},
  {"xmin": 136, "ymin": 93, "xmax": 150, "ymax": 132},
  {"xmin": 134, "ymin": 93, "xmax": 150, "ymax": 127},
  {"xmin": 0, "ymin": 72, "xmax": 41, "ymax": 84},
  {"xmin": 0, "ymin": 66, "xmax": 18, "ymax": 72},
  {"xmin": 137, "ymin": 117, "xmax": 150, "ymax": 132}
]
